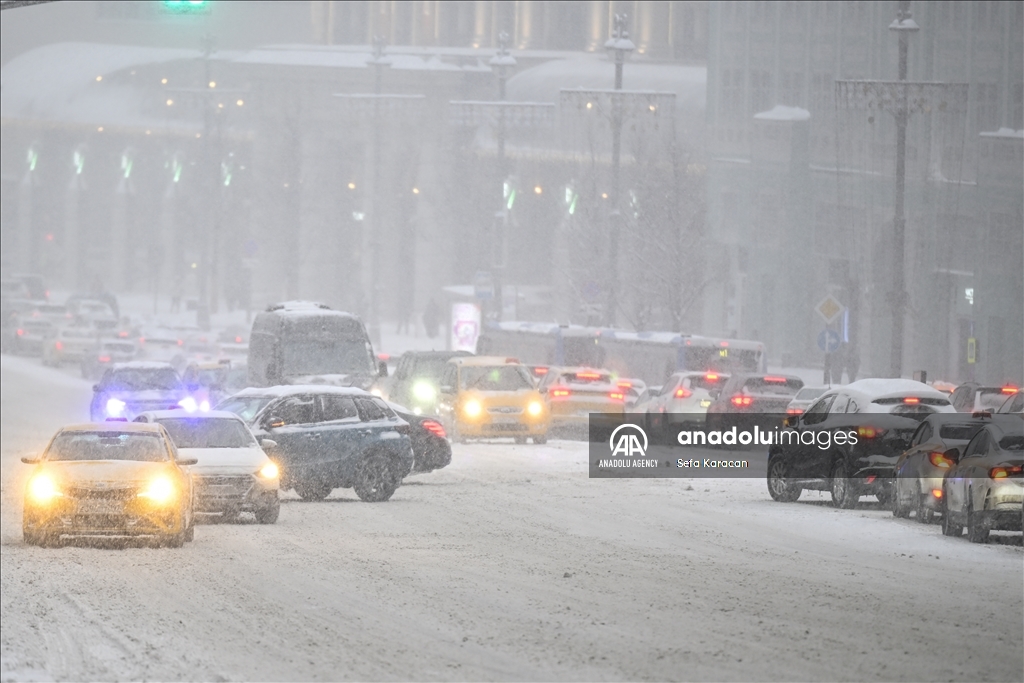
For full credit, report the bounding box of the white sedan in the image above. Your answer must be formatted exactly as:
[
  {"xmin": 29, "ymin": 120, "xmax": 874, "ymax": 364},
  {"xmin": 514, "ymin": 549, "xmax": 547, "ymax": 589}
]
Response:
[{"xmin": 134, "ymin": 410, "xmax": 280, "ymax": 523}]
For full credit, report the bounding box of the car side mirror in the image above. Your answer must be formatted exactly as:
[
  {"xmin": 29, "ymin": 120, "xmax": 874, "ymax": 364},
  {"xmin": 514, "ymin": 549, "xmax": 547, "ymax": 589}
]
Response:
[
  {"xmin": 260, "ymin": 439, "xmax": 278, "ymax": 450},
  {"xmin": 20, "ymin": 457, "xmax": 40, "ymax": 465},
  {"xmin": 176, "ymin": 457, "xmax": 199, "ymax": 466},
  {"xmin": 263, "ymin": 416, "xmax": 285, "ymax": 430},
  {"xmin": 377, "ymin": 360, "xmax": 389, "ymax": 378},
  {"xmin": 783, "ymin": 415, "xmax": 799, "ymax": 428},
  {"xmin": 942, "ymin": 448, "xmax": 960, "ymax": 463}
]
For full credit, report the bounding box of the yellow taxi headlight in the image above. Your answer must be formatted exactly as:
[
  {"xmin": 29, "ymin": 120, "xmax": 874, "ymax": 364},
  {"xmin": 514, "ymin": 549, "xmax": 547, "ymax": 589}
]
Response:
[
  {"xmin": 527, "ymin": 400, "xmax": 544, "ymax": 417},
  {"xmin": 28, "ymin": 474, "xmax": 62, "ymax": 504},
  {"xmin": 258, "ymin": 462, "xmax": 279, "ymax": 479},
  {"xmin": 463, "ymin": 399, "xmax": 482, "ymax": 418},
  {"xmin": 138, "ymin": 476, "xmax": 177, "ymax": 505}
]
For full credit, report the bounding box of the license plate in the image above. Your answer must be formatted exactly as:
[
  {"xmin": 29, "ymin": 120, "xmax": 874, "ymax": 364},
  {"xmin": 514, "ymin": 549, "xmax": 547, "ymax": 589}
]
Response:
[
  {"xmin": 77, "ymin": 499, "xmax": 122, "ymax": 515},
  {"xmin": 700, "ymin": 399, "xmax": 711, "ymax": 408},
  {"xmin": 491, "ymin": 416, "xmax": 518, "ymax": 425}
]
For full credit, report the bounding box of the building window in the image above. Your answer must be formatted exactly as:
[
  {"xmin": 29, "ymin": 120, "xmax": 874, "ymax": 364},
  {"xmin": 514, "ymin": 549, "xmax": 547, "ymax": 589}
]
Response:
[{"xmin": 750, "ymin": 70, "xmax": 773, "ymax": 114}]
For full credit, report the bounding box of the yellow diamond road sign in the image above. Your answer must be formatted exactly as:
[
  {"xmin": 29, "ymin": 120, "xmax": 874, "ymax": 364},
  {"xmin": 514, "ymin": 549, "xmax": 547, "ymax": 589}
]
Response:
[{"xmin": 816, "ymin": 296, "xmax": 845, "ymax": 324}]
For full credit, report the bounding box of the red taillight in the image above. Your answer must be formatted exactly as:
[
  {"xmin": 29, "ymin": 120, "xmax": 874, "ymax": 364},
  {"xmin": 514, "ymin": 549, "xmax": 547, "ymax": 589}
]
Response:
[
  {"xmin": 550, "ymin": 387, "xmax": 571, "ymax": 399},
  {"xmin": 865, "ymin": 475, "xmax": 877, "ymax": 484},
  {"xmin": 675, "ymin": 387, "xmax": 692, "ymax": 399},
  {"xmin": 421, "ymin": 419, "xmax": 446, "ymax": 439},
  {"xmin": 928, "ymin": 452, "xmax": 955, "ymax": 469},
  {"xmin": 706, "ymin": 372, "xmax": 719, "ymax": 381},
  {"xmin": 533, "ymin": 367, "xmax": 549, "ymax": 376},
  {"xmin": 608, "ymin": 391, "xmax": 625, "ymax": 401},
  {"xmin": 903, "ymin": 397, "xmax": 920, "ymax": 404},
  {"xmin": 576, "ymin": 371, "xmax": 601, "ymax": 380},
  {"xmin": 720, "ymin": 341, "xmax": 729, "ymax": 347},
  {"xmin": 55, "ymin": 340, "xmax": 63, "ymax": 350},
  {"xmin": 857, "ymin": 426, "xmax": 884, "ymax": 439},
  {"xmin": 1002, "ymin": 386, "xmax": 1019, "ymax": 394},
  {"xmin": 377, "ymin": 353, "xmax": 390, "ymax": 361},
  {"xmin": 98, "ymin": 355, "xmax": 111, "ymax": 363},
  {"xmin": 990, "ymin": 465, "xmax": 1023, "ymax": 480},
  {"xmin": 787, "ymin": 408, "xmax": 803, "ymax": 415},
  {"xmin": 16, "ymin": 329, "xmax": 24, "ymax": 336},
  {"xmin": 763, "ymin": 376, "xmax": 787, "ymax": 383},
  {"xmin": 931, "ymin": 489, "xmax": 943, "ymax": 498},
  {"xmin": 176, "ymin": 339, "xmax": 184, "ymax": 346},
  {"xmin": 617, "ymin": 380, "xmax": 632, "ymax": 388},
  {"xmin": 731, "ymin": 395, "xmax": 753, "ymax": 407},
  {"xmin": 118, "ymin": 331, "xmax": 128, "ymax": 338},
  {"xmin": 138, "ymin": 337, "xmax": 145, "ymax": 344},
  {"xmin": 235, "ymin": 336, "xmax": 243, "ymax": 343}
]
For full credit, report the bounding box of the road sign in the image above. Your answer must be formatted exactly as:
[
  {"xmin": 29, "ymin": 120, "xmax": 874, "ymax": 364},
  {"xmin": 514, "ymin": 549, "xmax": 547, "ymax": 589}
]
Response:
[
  {"xmin": 967, "ymin": 337, "xmax": 976, "ymax": 364},
  {"xmin": 474, "ymin": 271, "xmax": 494, "ymax": 300},
  {"xmin": 818, "ymin": 329, "xmax": 842, "ymax": 353},
  {"xmin": 815, "ymin": 295, "xmax": 845, "ymax": 325}
]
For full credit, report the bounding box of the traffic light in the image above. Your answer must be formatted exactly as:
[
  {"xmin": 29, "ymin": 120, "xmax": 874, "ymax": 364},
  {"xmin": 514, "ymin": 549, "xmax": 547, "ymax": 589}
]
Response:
[{"xmin": 162, "ymin": 1, "xmax": 211, "ymax": 14}]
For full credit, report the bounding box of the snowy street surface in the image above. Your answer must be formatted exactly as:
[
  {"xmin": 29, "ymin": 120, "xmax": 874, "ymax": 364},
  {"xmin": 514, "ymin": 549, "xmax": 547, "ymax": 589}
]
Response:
[{"xmin": 2, "ymin": 354, "xmax": 1022, "ymax": 682}]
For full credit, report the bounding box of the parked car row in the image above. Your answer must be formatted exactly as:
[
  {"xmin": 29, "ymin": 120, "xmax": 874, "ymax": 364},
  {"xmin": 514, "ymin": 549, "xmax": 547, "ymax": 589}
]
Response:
[{"xmin": 766, "ymin": 379, "xmax": 1022, "ymax": 544}]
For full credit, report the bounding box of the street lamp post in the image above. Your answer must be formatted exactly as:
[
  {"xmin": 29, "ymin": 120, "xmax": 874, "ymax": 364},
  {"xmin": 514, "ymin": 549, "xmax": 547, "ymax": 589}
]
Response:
[
  {"xmin": 604, "ymin": 13, "xmax": 634, "ymax": 327},
  {"xmin": 489, "ymin": 31, "xmax": 516, "ymax": 321},
  {"xmin": 367, "ymin": 35, "xmax": 390, "ymax": 346}
]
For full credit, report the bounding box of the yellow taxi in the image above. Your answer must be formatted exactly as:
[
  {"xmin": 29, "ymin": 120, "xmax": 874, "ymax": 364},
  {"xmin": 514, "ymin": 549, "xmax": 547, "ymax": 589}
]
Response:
[
  {"xmin": 437, "ymin": 356, "xmax": 549, "ymax": 444},
  {"xmin": 22, "ymin": 422, "xmax": 196, "ymax": 547},
  {"xmin": 539, "ymin": 367, "xmax": 627, "ymax": 432}
]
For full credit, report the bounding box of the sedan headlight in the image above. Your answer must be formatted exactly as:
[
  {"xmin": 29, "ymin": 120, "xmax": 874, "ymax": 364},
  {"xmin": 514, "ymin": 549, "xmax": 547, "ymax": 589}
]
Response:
[
  {"xmin": 412, "ymin": 380, "xmax": 437, "ymax": 403},
  {"xmin": 463, "ymin": 399, "xmax": 482, "ymax": 418},
  {"xmin": 527, "ymin": 401, "xmax": 544, "ymax": 417},
  {"xmin": 28, "ymin": 474, "xmax": 62, "ymax": 504},
  {"xmin": 106, "ymin": 398, "xmax": 126, "ymax": 417},
  {"xmin": 138, "ymin": 476, "xmax": 177, "ymax": 505},
  {"xmin": 258, "ymin": 462, "xmax": 279, "ymax": 479}
]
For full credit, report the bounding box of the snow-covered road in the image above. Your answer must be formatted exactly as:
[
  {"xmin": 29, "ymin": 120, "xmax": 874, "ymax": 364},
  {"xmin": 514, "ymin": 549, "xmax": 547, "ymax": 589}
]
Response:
[{"xmin": 2, "ymin": 354, "xmax": 1021, "ymax": 681}]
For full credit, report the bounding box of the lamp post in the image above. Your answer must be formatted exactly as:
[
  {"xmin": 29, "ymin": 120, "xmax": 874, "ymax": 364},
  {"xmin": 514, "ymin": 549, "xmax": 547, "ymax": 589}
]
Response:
[
  {"xmin": 367, "ymin": 35, "xmax": 390, "ymax": 346},
  {"xmin": 604, "ymin": 13, "xmax": 634, "ymax": 327},
  {"xmin": 489, "ymin": 31, "xmax": 516, "ymax": 321}
]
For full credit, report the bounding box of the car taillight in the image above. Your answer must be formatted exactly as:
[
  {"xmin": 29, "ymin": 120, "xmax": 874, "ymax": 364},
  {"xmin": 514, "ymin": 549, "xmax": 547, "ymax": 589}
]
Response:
[
  {"xmin": 763, "ymin": 376, "xmax": 787, "ymax": 383},
  {"xmin": 98, "ymin": 355, "xmax": 111, "ymax": 363},
  {"xmin": 990, "ymin": 465, "xmax": 1023, "ymax": 480},
  {"xmin": 118, "ymin": 331, "xmax": 128, "ymax": 338},
  {"xmin": 928, "ymin": 452, "xmax": 955, "ymax": 469},
  {"xmin": 16, "ymin": 329, "xmax": 24, "ymax": 336},
  {"xmin": 421, "ymin": 419, "xmax": 446, "ymax": 439},
  {"xmin": 617, "ymin": 380, "xmax": 632, "ymax": 388},
  {"xmin": 857, "ymin": 426, "xmax": 885, "ymax": 438},
  {"xmin": 705, "ymin": 372, "xmax": 720, "ymax": 381},
  {"xmin": 608, "ymin": 391, "xmax": 625, "ymax": 401},
  {"xmin": 235, "ymin": 336, "xmax": 243, "ymax": 343},
  {"xmin": 550, "ymin": 387, "xmax": 571, "ymax": 399},
  {"xmin": 177, "ymin": 339, "xmax": 183, "ymax": 346},
  {"xmin": 54, "ymin": 340, "xmax": 63, "ymax": 350},
  {"xmin": 903, "ymin": 397, "xmax": 920, "ymax": 404},
  {"xmin": 533, "ymin": 367, "xmax": 549, "ymax": 376},
  {"xmin": 931, "ymin": 489, "xmax": 942, "ymax": 498},
  {"xmin": 1002, "ymin": 385, "xmax": 1019, "ymax": 394},
  {"xmin": 730, "ymin": 395, "xmax": 753, "ymax": 407},
  {"xmin": 787, "ymin": 408, "xmax": 803, "ymax": 415},
  {"xmin": 576, "ymin": 371, "xmax": 601, "ymax": 380},
  {"xmin": 675, "ymin": 387, "xmax": 692, "ymax": 399}
]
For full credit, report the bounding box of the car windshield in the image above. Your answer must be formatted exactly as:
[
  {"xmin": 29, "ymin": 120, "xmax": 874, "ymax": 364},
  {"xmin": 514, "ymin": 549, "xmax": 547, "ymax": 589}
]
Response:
[
  {"xmin": 461, "ymin": 366, "xmax": 534, "ymax": 391},
  {"xmin": 46, "ymin": 431, "xmax": 168, "ymax": 462},
  {"xmin": 938, "ymin": 424, "xmax": 985, "ymax": 441},
  {"xmin": 156, "ymin": 418, "xmax": 256, "ymax": 449},
  {"xmin": 103, "ymin": 368, "xmax": 182, "ymax": 391},
  {"xmin": 281, "ymin": 339, "xmax": 376, "ymax": 376},
  {"xmin": 217, "ymin": 396, "xmax": 275, "ymax": 422},
  {"xmin": 795, "ymin": 387, "xmax": 827, "ymax": 401}
]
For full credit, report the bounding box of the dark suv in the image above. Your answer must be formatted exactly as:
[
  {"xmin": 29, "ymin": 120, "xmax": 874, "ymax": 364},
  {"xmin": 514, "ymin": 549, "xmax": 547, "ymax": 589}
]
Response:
[{"xmin": 217, "ymin": 386, "xmax": 414, "ymax": 502}]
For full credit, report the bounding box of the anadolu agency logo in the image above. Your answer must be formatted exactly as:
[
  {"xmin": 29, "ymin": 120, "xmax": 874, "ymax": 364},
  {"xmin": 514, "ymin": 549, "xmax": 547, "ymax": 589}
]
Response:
[{"xmin": 598, "ymin": 423, "xmax": 660, "ymax": 468}]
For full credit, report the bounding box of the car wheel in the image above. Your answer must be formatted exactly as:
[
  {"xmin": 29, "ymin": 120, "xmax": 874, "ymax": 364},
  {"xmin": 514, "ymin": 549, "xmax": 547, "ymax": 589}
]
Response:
[
  {"xmin": 767, "ymin": 457, "xmax": 801, "ymax": 502},
  {"xmin": 891, "ymin": 480, "xmax": 910, "ymax": 518},
  {"xmin": 294, "ymin": 479, "xmax": 333, "ymax": 501},
  {"xmin": 915, "ymin": 484, "xmax": 934, "ymax": 524},
  {"xmin": 255, "ymin": 499, "xmax": 281, "ymax": 524},
  {"xmin": 940, "ymin": 491, "xmax": 963, "ymax": 537},
  {"xmin": 967, "ymin": 502, "xmax": 990, "ymax": 544},
  {"xmin": 514, "ymin": 436, "xmax": 528, "ymax": 445},
  {"xmin": 830, "ymin": 460, "xmax": 859, "ymax": 509},
  {"xmin": 353, "ymin": 453, "xmax": 399, "ymax": 502},
  {"xmin": 532, "ymin": 435, "xmax": 547, "ymax": 445}
]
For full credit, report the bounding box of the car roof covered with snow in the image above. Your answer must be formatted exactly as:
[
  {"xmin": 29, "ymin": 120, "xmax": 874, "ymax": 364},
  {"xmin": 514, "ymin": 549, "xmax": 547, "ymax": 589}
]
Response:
[
  {"xmin": 109, "ymin": 361, "xmax": 178, "ymax": 372},
  {"xmin": 842, "ymin": 379, "xmax": 950, "ymax": 401},
  {"xmin": 135, "ymin": 410, "xmax": 247, "ymax": 422},
  {"xmin": 231, "ymin": 385, "xmax": 371, "ymax": 398}
]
